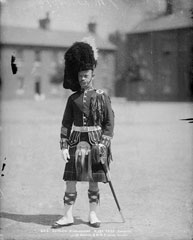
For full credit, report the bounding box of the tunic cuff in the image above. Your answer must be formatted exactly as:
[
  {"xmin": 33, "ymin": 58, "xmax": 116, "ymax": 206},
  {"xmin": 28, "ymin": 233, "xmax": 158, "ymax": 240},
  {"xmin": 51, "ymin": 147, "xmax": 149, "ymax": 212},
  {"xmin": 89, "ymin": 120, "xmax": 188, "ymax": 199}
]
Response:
[
  {"xmin": 60, "ymin": 138, "xmax": 68, "ymax": 149},
  {"xmin": 101, "ymin": 135, "xmax": 112, "ymax": 147}
]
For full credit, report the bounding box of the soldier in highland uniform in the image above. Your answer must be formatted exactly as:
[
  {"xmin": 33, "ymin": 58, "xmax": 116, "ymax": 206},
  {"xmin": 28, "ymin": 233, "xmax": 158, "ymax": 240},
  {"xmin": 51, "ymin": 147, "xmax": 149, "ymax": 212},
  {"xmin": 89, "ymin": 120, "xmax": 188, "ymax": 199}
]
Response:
[{"xmin": 52, "ymin": 38, "xmax": 114, "ymax": 228}]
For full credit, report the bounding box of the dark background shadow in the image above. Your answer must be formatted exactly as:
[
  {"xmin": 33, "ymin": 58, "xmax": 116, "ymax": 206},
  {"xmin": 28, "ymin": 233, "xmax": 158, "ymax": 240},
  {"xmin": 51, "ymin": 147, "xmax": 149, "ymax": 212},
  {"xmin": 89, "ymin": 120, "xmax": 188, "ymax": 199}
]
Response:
[{"xmin": 0, "ymin": 212, "xmax": 88, "ymax": 226}]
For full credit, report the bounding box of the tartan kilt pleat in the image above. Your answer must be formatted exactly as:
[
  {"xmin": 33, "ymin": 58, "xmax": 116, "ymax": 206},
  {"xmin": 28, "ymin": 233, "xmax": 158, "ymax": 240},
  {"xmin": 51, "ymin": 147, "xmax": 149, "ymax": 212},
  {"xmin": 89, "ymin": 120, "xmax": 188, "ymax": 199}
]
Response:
[{"xmin": 62, "ymin": 132, "xmax": 110, "ymax": 183}]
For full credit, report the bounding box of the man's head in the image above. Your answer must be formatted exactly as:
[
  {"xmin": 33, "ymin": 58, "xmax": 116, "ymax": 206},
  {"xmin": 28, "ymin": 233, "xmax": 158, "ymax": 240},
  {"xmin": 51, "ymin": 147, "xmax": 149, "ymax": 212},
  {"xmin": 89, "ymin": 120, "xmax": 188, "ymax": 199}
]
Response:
[{"xmin": 78, "ymin": 69, "xmax": 94, "ymax": 90}]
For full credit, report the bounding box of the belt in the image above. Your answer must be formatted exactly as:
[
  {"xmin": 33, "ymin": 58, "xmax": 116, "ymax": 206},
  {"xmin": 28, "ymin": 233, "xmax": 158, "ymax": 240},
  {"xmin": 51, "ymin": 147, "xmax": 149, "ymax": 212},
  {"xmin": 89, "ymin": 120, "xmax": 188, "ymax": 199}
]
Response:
[{"xmin": 72, "ymin": 126, "xmax": 101, "ymax": 132}]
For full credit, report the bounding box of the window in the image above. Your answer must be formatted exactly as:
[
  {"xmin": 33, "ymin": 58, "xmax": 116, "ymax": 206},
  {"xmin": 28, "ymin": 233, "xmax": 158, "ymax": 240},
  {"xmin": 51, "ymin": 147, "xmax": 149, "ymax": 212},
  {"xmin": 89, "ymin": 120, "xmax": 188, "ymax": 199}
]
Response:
[
  {"xmin": 34, "ymin": 50, "xmax": 41, "ymax": 62},
  {"xmin": 101, "ymin": 52, "xmax": 108, "ymax": 69}
]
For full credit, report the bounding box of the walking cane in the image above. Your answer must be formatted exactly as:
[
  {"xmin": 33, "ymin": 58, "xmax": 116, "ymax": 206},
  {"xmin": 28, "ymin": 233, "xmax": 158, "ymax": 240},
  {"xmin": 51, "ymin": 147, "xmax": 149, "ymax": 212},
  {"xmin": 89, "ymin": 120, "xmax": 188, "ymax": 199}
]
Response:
[{"xmin": 100, "ymin": 154, "xmax": 125, "ymax": 223}]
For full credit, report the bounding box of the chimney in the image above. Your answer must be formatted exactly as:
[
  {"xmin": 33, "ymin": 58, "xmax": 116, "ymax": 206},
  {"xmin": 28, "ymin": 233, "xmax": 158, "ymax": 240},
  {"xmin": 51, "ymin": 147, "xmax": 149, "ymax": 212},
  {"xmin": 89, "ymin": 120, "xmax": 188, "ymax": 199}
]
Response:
[
  {"xmin": 166, "ymin": 0, "xmax": 173, "ymax": 15},
  {"xmin": 39, "ymin": 12, "xmax": 50, "ymax": 30},
  {"xmin": 88, "ymin": 20, "xmax": 97, "ymax": 34}
]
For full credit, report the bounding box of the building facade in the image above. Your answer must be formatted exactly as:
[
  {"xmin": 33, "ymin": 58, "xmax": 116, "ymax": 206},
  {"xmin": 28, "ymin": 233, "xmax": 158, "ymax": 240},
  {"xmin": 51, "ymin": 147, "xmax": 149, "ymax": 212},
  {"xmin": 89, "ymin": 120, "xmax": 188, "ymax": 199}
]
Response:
[
  {"xmin": 115, "ymin": 0, "xmax": 193, "ymax": 101},
  {"xmin": 126, "ymin": 25, "xmax": 193, "ymax": 101},
  {"xmin": 0, "ymin": 24, "xmax": 116, "ymax": 100}
]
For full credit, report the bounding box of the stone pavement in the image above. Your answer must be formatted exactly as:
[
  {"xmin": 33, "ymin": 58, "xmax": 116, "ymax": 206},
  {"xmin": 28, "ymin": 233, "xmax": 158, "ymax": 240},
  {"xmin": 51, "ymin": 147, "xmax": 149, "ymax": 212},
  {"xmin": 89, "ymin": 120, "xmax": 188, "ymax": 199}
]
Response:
[{"xmin": 0, "ymin": 98, "xmax": 193, "ymax": 240}]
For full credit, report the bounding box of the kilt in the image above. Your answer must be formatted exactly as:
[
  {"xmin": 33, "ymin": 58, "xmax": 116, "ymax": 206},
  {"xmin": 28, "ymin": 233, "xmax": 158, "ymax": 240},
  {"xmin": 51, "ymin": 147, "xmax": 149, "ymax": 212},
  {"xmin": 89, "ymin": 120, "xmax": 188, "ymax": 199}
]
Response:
[{"xmin": 63, "ymin": 132, "xmax": 111, "ymax": 182}]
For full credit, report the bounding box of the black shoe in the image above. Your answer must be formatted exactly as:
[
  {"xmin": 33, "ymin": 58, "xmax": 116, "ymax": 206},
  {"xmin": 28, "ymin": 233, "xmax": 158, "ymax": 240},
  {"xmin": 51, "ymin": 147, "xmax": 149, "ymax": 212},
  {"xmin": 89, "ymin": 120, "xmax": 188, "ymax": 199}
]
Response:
[
  {"xmin": 51, "ymin": 222, "xmax": 73, "ymax": 229},
  {"xmin": 89, "ymin": 221, "xmax": 101, "ymax": 228}
]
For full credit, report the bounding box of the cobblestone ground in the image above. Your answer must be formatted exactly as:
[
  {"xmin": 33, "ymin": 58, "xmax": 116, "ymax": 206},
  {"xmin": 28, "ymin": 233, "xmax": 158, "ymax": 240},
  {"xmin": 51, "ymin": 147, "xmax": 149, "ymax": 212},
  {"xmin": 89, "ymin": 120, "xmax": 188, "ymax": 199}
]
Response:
[{"xmin": 0, "ymin": 98, "xmax": 193, "ymax": 240}]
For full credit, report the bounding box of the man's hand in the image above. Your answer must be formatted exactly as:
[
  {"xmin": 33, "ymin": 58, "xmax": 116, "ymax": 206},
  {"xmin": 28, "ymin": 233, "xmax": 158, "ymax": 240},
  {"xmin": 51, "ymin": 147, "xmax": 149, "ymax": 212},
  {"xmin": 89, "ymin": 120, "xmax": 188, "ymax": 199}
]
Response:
[{"xmin": 61, "ymin": 149, "xmax": 70, "ymax": 163}]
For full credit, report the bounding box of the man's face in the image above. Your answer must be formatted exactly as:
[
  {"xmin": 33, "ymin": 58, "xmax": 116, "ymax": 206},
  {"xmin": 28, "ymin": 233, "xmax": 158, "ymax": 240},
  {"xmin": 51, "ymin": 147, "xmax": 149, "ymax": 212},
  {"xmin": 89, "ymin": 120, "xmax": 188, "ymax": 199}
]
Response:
[{"xmin": 78, "ymin": 70, "xmax": 93, "ymax": 90}]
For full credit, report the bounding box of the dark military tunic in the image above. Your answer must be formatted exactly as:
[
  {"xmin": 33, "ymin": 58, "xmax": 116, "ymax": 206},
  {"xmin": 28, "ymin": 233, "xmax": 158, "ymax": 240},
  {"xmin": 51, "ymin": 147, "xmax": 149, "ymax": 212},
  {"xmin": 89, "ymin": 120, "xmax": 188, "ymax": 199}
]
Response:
[{"xmin": 60, "ymin": 88, "xmax": 114, "ymax": 182}]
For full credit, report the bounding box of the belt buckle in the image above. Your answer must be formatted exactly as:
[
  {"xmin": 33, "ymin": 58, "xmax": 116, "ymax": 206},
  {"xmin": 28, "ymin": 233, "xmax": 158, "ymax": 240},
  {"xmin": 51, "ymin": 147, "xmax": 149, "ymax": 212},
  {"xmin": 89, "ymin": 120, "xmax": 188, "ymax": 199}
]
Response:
[{"xmin": 83, "ymin": 126, "xmax": 88, "ymax": 132}]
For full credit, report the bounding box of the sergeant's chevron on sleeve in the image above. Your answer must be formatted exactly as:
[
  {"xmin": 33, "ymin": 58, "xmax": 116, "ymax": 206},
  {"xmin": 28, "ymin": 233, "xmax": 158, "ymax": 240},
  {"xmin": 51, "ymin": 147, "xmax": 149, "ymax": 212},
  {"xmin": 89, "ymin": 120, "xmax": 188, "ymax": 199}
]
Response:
[{"xmin": 61, "ymin": 126, "xmax": 68, "ymax": 138}]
